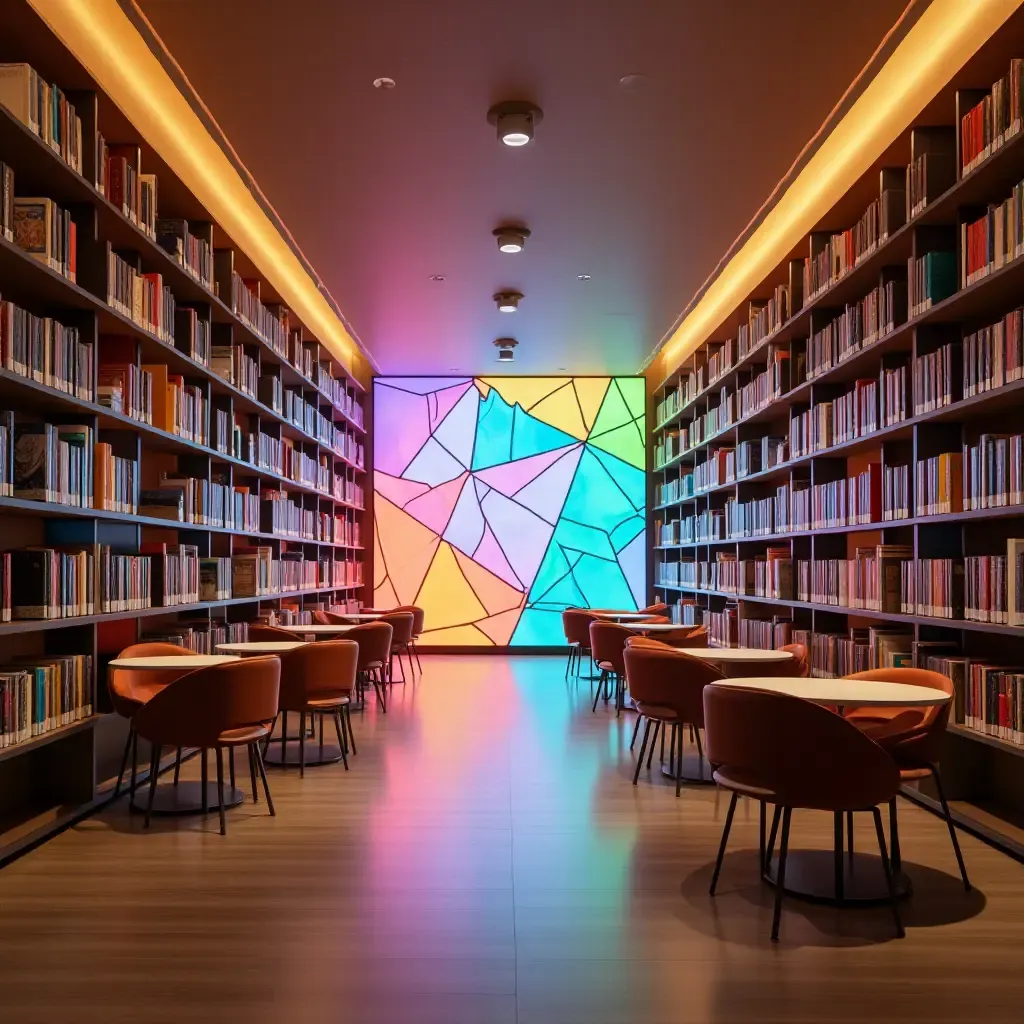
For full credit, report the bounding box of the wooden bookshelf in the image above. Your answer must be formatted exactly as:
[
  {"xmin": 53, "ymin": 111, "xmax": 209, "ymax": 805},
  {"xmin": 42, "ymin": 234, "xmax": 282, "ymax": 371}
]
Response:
[
  {"xmin": 0, "ymin": 2, "xmax": 369, "ymax": 863},
  {"xmin": 650, "ymin": 10, "xmax": 1024, "ymax": 859}
]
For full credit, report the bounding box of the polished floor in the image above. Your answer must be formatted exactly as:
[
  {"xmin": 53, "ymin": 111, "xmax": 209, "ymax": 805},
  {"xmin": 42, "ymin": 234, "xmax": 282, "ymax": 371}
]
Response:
[{"xmin": 0, "ymin": 655, "xmax": 1021, "ymax": 1023}]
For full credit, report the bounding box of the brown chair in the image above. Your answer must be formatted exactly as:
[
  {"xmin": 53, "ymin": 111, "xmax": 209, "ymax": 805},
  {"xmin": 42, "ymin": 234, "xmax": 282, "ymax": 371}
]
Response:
[
  {"xmin": 345, "ymin": 621, "xmax": 393, "ymax": 712},
  {"xmin": 379, "ymin": 611, "xmax": 415, "ymax": 683},
  {"xmin": 589, "ymin": 620, "xmax": 633, "ymax": 714},
  {"xmin": 623, "ymin": 645, "xmax": 724, "ymax": 795},
  {"xmin": 270, "ymin": 640, "xmax": 358, "ymax": 776},
  {"xmin": 132, "ymin": 656, "xmax": 281, "ymax": 835},
  {"xmin": 562, "ymin": 608, "xmax": 598, "ymax": 678},
  {"xmin": 779, "ymin": 642, "xmax": 810, "ymax": 678},
  {"xmin": 109, "ymin": 642, "xmax": 196, "ymax": 800},
  {"xmin": 843, "ymin": 668, "xmax": 969, "ymax": 890},
  {"xmin": 248, "ymin": 623, "xmax": 305, "ymax": 641},
  {"xmin": 630, "ymin": 624, "xmax": 703, "ymax": 647},
  {"xmin": 703, "ymin": 683, "xmax": 904, "ymax": 941},
  {"xmin": 640, "ymin": 602, "xmax": 670, "ymax": 616}
]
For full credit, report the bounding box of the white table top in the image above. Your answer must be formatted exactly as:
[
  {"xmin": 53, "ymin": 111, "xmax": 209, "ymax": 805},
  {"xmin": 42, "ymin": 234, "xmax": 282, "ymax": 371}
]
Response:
[
  {"xmin": 624, "ymin": 622, "xmax": 693, "ymax": 632},
  {"xmin": 294, "ymin": 624, "xmax": 357, "ymax": 635},
  {"xmin": 108, "ymin": 654, "xmax": 241, "ymax": 670},
  {"xmin": 339, "ymin": 613, "xmax": 383, "ymax": 620},
  {"xmin": 593, "ymin": 612, "xmax": 654, "ymax": 621},
  {"xmin": 688, "ymin": 648, "xmax": 794, "ymax": 662},
  {"xmin": 216, "ymin": 641, "xmax": 307, "ymax": 654},
  {"xmin": 711, "ymin": 677, "xmax": 951, "ymax": 707}
]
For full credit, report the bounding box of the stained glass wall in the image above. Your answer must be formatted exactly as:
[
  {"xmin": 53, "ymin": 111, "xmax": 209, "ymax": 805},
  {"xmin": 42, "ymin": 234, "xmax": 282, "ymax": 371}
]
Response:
[{"xmin": 372, "ymin": 376, "xmax": 647, "ymax": 646}]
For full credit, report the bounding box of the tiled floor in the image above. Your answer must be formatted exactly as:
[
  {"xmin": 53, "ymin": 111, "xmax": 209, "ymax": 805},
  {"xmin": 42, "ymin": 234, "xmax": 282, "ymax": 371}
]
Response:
[{"xmin": 0, "ymin": 655, "xmax": 1020, "ymax": 1023}]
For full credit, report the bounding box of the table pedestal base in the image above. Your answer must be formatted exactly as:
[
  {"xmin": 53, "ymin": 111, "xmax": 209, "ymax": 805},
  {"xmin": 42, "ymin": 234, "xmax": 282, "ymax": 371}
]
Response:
[
  {"xmin": 130, "ymin": 781, "xmax": 245, "ymax": 815},
  {"xmin": 764, "ymin": 850, "xmax": 911, "ymax": 905},
  {"xmin": 660, "ymin": 753, "xmax": 715, "ymax": 784},
  {"xmin": 262, "ymin": 738, "xmax": 345, "ymax": 768}
]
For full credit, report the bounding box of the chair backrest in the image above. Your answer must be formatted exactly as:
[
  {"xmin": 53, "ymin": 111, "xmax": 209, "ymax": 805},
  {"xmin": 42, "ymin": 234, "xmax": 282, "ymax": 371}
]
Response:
[
  {"xmin": 276, "ymin": 640, "xmax": 358, "ymax": 710},
  {"xmin": 248, "ymin": 623, "xmax": 304, "ymax": 642},
  {"xmin": 588, "ymin": 620, "xmax": 633, "ymax": 675},
  {"xmin": 108, "ymin": 642, "xmax": 195, "ymax": 714},
  {"xmin": 703, "ymin": 684, "xmax": 900, "ymax": 811},
  {"xmin": 380, "ymin": 611, "xmax": 414, "ymax": 645},
  {"xmin": 389, "ymin": 604, "xmax": 425, "ymax": 634},
  {"xmin": 624, "ymin": 645, "xmax": 724, "ymax": 724},
  {"xmin": 672, "ymin": 625, "xmax": 708, "ymax": 648},
  {"xmin": 345, "ymin": 621, "xmax": 394, "ymax": 670},
  {"xmin": 133, "ymin": 656, "xmax": 282, "ymax": 748},
  {"xmin": 640, "ymin": 602, "xmax": 670, "ymax": 616},
  {"xmin": 562, "ymin": 609, "xmax": 597, "ymax": 645},
  {"xmin": 778, "ymin": 643, "xmax": 810, "ymax": 677},
  {"xmin": 844, "ymin": 667, "xmax": 954, "ymax": 763},
  {"xmin": 625, "ymin": 636, "xmax": 676, "ymax": 651},
  {"xmin": 636, "ymin": 615, "xmax": 672, "ymax": 624}
]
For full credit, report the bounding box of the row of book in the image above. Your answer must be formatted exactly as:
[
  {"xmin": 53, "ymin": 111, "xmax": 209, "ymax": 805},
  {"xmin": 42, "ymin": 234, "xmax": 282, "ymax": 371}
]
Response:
[
  {"xmin": 961, "ymin": 58, "xmax": 1024, "ymax": 175},
  {"xmin": 0, "ymin": 63, "xmax": 83, "ymax": 173},
  {"xmin": 0, "ymin": 653, "xmax": 93, "ymax": 750},
  {"xmin": 960, "ymin": 176, "xmax": 1024, "ymax": 286},
  {"xmin": 738, "ymin": 284, "xmax": 793, "ymax": 359},
  {"xmin": 1, "ymin": 299, "xmax": 93, "ymax": 400},
  {"xmin": 213, "ymin": 253, "xmax": 287, "ymax": 354},
  {"xmin": 12, "ymin": 195, "xmax": 75, "ymax": 282},
  {"xmin": 140, "ymin": 620, "xmax": 249, "ymax": 654},
  {"xmin": 97, "ymin": 140, "xmax": 157, "ymax": 239}
]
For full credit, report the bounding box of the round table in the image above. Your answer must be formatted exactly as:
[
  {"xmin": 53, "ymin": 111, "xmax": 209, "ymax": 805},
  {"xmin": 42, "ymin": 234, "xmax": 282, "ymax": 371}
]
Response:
[
  {"xmin": 623, "ymin": 622, "xmax": 692, "ymax": 633},
  {"xmin": 593, "ymin": 612, "xmax": 654, "ymax": 621},
  {"xmin": 215, "ymin": 641, "xmax": 307, "ymax": 655},
  {"xmin": 711, "ymin": 676, "xmax": 951, "ymax": 905},
  {"xmin": 109, "ymin": 654, "xmax": 244, "ymax": 814},
  {"xmin": 336, "ymin": 613, "xmax": 382, "ymax": 621},
  {"xmin": 293, "ymin": 624, "xmax": 358, "ymax": 636}
]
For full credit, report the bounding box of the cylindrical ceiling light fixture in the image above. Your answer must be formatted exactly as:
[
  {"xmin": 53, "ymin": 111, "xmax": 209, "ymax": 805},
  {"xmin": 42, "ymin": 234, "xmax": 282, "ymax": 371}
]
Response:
[
  {"xmin": 494, "ymin": 291, "xmax": 523, "ymax": 313},
  {"xmin": 493, "ymin": 226, "xmax": 530, "ymax": 253},
  {"xmin": 487, "ymin": 101, "xmax": 543, "ymax": 147},
  {"xmin": 494, "ymin": 338, "xmax": 519, "ymax": 362}
]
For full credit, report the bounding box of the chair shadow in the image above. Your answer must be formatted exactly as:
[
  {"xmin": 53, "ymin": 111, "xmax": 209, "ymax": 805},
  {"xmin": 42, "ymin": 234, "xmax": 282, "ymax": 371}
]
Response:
[{"xmin": 676, "ymin": 848, "xmax": 987, "ymax": 948}]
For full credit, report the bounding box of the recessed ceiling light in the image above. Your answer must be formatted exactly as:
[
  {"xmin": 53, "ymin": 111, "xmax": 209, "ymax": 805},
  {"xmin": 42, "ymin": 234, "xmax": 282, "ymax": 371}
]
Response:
[
  {"xmin": 493, "ymin": 226, "xmax": 530, "ymax": 253},
  {"xmin": 577, "ymin": 274, "xmax": 592, "ymax": 281},
  {"xmin": 373, "ymin": 77, "xmax": 396, "ymax": 90},
  {"xmin": 487, "ymin": 101, "xmax": 543, "ymax": 147},
  {"xmin": 429, "ymin": 274, "xmax": 446, "ymax": 281},
  {"xmin": 494, "ymin": 291, "xmax": 522, "ymax": 313},
  {"xmin": 494, "ymin": 338, "xmax": 518, "ymax": 362}
]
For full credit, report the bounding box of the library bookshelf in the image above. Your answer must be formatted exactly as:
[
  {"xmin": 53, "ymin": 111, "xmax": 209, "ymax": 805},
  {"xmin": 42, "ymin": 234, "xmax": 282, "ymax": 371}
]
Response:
[
  {"xmin": 651, "ymin": 9, "xmax": 1024, "ymax": 860},
  {"xmin": 0, "ymin": 3, "xmax": 369, "ymax": 863}
]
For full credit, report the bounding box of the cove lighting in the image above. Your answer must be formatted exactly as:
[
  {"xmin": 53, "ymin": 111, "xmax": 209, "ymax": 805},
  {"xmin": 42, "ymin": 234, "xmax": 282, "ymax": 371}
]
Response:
[{"xmin": 649, "ymin": 0, "xmax": 1020, "ymax": 385}]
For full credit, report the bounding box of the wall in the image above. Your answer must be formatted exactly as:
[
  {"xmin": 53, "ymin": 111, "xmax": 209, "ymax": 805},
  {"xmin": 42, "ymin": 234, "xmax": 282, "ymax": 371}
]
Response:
[{"xmin": 372, "ymin": 376, "xmax": 646, "ymax": 646}]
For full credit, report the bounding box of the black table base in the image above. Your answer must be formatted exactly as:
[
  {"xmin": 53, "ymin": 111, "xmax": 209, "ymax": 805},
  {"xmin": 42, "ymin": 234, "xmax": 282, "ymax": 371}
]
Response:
[
  {"xmin": 130, "ymin": 781, "xmax": 245, "ymax": 816},
  {"xmin": 765, "ymin": 850, "xmax": 911, "ymax": 904}
]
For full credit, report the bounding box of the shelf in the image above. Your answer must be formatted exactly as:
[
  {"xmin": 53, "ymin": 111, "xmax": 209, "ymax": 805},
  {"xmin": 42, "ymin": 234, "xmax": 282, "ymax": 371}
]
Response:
[
  {"xmin": 0, "ymin": 716, "xmax": 98, "ymax": 765},
  {"xmin": 947, "ymin": 722, "xmax": 1024, "ymax": 757}
]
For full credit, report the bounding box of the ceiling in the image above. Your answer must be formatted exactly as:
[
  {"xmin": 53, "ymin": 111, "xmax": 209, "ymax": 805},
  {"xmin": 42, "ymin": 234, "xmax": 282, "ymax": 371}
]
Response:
[{"xmin": 137, "ymin": 0, "xmax": 910, "ymax": 376}]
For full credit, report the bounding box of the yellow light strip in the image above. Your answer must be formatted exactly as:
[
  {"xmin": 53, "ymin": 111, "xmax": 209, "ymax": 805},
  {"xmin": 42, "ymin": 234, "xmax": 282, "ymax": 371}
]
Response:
[
  {"xmin": 651, "ymin": 0, "xmax": 1022, "ymax": 384},
  {"xmin": 29, "ymin": 0, "xmax": 372, "ymax": 385}
]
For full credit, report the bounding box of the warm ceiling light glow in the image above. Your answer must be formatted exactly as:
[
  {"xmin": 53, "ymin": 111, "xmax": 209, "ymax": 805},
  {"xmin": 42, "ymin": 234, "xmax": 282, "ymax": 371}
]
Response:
[
  {"xmin": 488, "ymin": 102, "xmax": 543, "ymax": 147},
  {"xmin": 29, "ymin": 0, "xmax": 373, "ymax": 384},
  {"xmin": 494, "ymin": 291, "xmax": 522, "ymax": 313},
  {"xmin": 494, "ymin": 338, "xmax": 518, "ymax": 362},
  {"xmin": 650, "ymin": 0, "xmax": 1021, "ymax": 384},
  {"xmin": 494, "ymin": 226, "xmax": 530, "ymax": 253}
]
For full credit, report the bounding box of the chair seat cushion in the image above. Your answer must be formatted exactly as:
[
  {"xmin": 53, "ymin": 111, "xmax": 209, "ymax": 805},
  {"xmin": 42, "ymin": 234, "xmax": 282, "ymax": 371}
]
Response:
[
  {"xmin": 633, "ymin": 703, "xmax": 679, "ymax": 722},
  {"xmin": 597, "ymin": 660, "xmax": 615, "ymax": 672},
  {"xmin": 218, "ymin": 725, "xmax": 269, "ymax": 745},
  {"xmin": 307, "ymin": 695, "xmax": 351, "ymax": 710},
  {"xmin": 712, "ymin": 765, "xmax": 779, "ymax": 801}
]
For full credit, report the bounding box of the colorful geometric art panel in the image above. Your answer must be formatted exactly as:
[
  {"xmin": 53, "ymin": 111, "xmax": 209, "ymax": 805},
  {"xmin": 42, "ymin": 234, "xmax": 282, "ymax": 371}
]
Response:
[{"xmin": 373, "ymin": 377, "xmax": 647, "ymax": 646}]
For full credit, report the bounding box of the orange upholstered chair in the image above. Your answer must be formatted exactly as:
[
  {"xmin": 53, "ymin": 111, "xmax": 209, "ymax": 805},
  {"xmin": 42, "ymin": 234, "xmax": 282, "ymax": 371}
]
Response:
[
  {"xmin": 588, "ymin": 620, "xmax": 633, "ymax": 714},
  {"xmin": 379, "ymin": 611, "xmax": 415, "ymax": 683},
  {"xmin": 703, "ymin": 683, "xmax": 904, "ymax": 941},
  {"xmin": 108, "ymin": 642, "xmax": 196, "ymax": 800},
  {"xmin": 843, "ymin": 668, "xmax": 968, "ymax": 890},
  {"xmin": 345, "ymin": 621, "xmax": 393, "ymax": 712},
  {"xmin": 248, "ymin": 623, "xmax": 305, "ymax": 641},
  {"xmin": 132, "ymin": 656, "xmax": 281, "ymax": 835},
  {"xmin": 562, "ymin": 608, "xmax": 599, "ymax": 677},
  {"xmin": 640, "ymin": 602, "xmax": 670, "ymax": 616},
  {"xmin": 779, "ymin": 642, "xmax": 810, "ymax": 677},
  {"xmin": 623, "ymin": 645, "xmax": 724, "ymax": 795}
]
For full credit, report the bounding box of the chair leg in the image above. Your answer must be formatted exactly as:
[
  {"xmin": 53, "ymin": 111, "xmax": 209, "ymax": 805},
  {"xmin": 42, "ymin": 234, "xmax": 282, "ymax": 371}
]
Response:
[
  {"xmin": 333, "ymin": 711, "xmax": 349, "ymax": 770},
  {"xmin": 281, "ymin": 710, "xmax": 289, "ymax": 764},
  {"xmin": 759, "ymin": 800, "xmax": 766, "ymax": 869},
  {"xmin": 201, "ymin": 748, "xmax": 209, "ymax": 814},
  {"xmin": 299, "ymin": 712, "xmax": 307, "ymax": 778},
  {"xmin": 114, "ymin": 729, "xmax": 132, "ymax": 797},
  {"xmin": 229, "ymin": 746, "xmax": 236, "ymax": 794},
  {"xmin": 345, "ymin": 705, "xmax": 358, "ymax": 755},
  {"xmin": 765, "ymin": 804, "xmax": 781, "ymax": 873},
  {"xmin": 253, "ymin": 742, "xmax": 275, "ymax": 816},
  {"xmin": 694, "ymin": 725, "xmax": 705, "ymax": 767},
  {"xmin": 144, "ymin": 744, "xmax": 161, "ymax": 829},
  {"xmin": 674, "ymin": 723, "xmax": 683, "ymax": 798},
  {"xmin": 847, "ymin": 810, "xmax": 854, "ymax": 861},
  {"xmin": 871, "ymin": 805, "xmax": 905, "ymax": 938},
  {"xmin": 771, "ymin": 807, "xmax": 792, "ymax": 942},
  {"xmin": 173, "ymin": 747, "xmax": 182, "ymax": 785},
  {"xmin": 888, "ymin": 797, "xmax": 902, "ymax": 874},
  {"xmin": 413, "ymin": 638, "xmax": 422, "ymax": 673},
  {"xmin": 373, "ymin": 668, "xmax": 387, "ymax": 712},
  {"xmin": 248, "ymin": 744, "xmax": 259, "ymax": 803},
  {"xmin": 646, "ymin": 722, "xmax": 661, "ymax": 769},
  {"xmin": 319, "ymin": 713, "xmax": 325, "ymax": 759},
  {"xmin": 630, "ymin": 715, "xmax": 643, "ymax": 751},
  {"xmin": 833, "ymin": 812, "xmax": 844, "ymax": 904},
  {"xmin": 215, "ymin": 748, "xmax": 227, "ymax": 836},
  {"xmin": 709, "ymin": 791, "xmax": 738, "ymax": 895},
  {"xmin": 659, "ymin": 723, "xmax": 666, "ymax": 763},
  {"xmin": 129, "ymin": 731, "xmax": 139, "ymax": 800},
  {"xmin": 930, "ymin": 766, "xmax": 971, "ymax": 891},
  {"xmin": 633, "ymin": 721, "xmax": 651, "ymax": 785},
  {"xmin": 592, "ymin": 670, "xmax": 606, "ymax": 712},
  {"xmin": 263, "ymin": 713, "xmax": 279, "ymax": 754}
]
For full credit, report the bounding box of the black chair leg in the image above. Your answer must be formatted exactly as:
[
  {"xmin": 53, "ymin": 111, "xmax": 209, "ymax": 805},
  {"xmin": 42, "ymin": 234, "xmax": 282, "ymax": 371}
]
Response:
[
  {"xmin": 630, "ymin": 715, "xmax": 643, "ymax": 751},
  {"xmin": 319, "ymin": 714, "xmax": 325, "ymax": 759},
  {"xmin": 200, "ymin": 747, "xmax": 208, "ymax": 814},
  {"xmin": 765, "ymin": 804, "xmax": 782, "ymax": 873},
  {"xmin": 659, "ymin": 723, "xmax": 666, "ymax": 763},
  {"xmin": 144, "ymin": 744, "xmax": 161, "ymax": 829},
  {"xmin": 253, "ymin": 742, "xmax": 275, "ymax": 815},
  {"xmin": 633, "ymin": 721, "xmax": 651, "ymax": 785},
  {"xmin": 833, "ymin": 812, "xmax": 844, "ymax": 904},
  {"xmin": 930, "ymin": 766, "xmax": 971, "ymax": 890},
  {"xmin": 299, "ymin": 712, "xmax": 307, "ymax": 778},
  {"xmin": 215, "ymin": 748, "xmax": 227, "ymax": 836},
  {"xmin": 759, "ymin": 800, "xmax": 766, "ymax": 869},
  {"xmin": 229, "ymin": 747, "xmax": 236, "ymax": 794},
  {"xmin": 114, "ymin": 729, "xmax": 132, "ymax": 797},
  {"xmin": 847, "ymin": 810, "xmax": 854, "ymax": 861},
  {"xmin": 334, "ymin": 711, "xmax": 349, "ymax": 770},
  {"xmin": 129, "ymin": 731, "xmax": 139, "ymax": 800},
  {"xmin": 709, "ymin": 791, "xmax": 738, "ymax": 895},
  {"xmin": 888, "ymin": 797, "xmax": 902, "ymax": 874},
  {"xmin": 771, "ymin": 807, "xmax": 792, "ymax": 942},
  {"xmin": 592, "ymin": 670, "xmax": 606, "ymax": 712},
  {"xmin": 674, "ymin": 724, "xmax": 683, "ymax": 798},
  {"xmin": 345, "ymin": 705, "xmax": 358, "ymax": 754},
  {"xmin": 646, "ymin": 722, "xmax": 661, "ymax": 769},
  {"xmin": 173, "ymin": 747, "xmax": 182, "ymax": 785},
  {"xmin": 872, "ymin": 805, "xmax": 905, "ymax": 938},
  {"xmin": 248, "ymin": 744, "xmax": 259, "ymax": 803},
  {"xmin": 413, "ymin": 638, "xmax": 422, "ymax": 674}
]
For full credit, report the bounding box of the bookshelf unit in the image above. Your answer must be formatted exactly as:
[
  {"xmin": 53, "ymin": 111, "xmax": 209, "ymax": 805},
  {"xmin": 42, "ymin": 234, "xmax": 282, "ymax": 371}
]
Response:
[
  {"xmin": 651, "ymin": 10, "xmax": 1024, "ymax": 859},
  {"xmin": 0, "ymin": 3, "xmax": 369, "ymax": 863}
]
